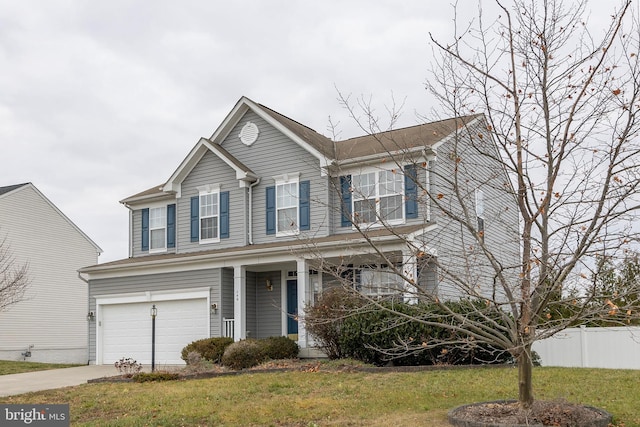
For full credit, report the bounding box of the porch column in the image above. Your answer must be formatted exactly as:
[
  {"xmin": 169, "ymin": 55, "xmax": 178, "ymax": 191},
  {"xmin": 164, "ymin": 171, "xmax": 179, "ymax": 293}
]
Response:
[
  {"xmin": 296, "ymin": 259, "xmax": 309, "ymax": 349},
  {"xmin": 402, "ymin": 251, "xmax": 418, "ymax": 304},
  {"xmin": 233, "ymin": 265, "xmax": 246, "ymax": 341}
]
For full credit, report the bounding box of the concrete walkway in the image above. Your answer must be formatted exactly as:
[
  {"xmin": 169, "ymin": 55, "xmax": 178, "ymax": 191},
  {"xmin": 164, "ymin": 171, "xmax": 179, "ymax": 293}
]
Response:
[{"xmin": 0, "ymin": 365, "xmax": 117, "ymax": 397}]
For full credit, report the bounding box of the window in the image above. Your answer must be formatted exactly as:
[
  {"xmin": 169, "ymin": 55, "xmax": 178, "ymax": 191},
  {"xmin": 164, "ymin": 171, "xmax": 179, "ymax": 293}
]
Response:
[
  {"xmin": 266, "ymin": 175, "xmax": 310, "ymax": 236},
  {"xmin": 149, "ymin": 207, "xmax": 166, "ymax": 251},
  {"xmin": 190, "ymin": 187, "xmax": 229, "ymax": 243},
  {"xmin": 357, "ymin": 264, "xmax": 403, "ymax": 297},
  {"xmin": 141, "ymin": 204, "xmax": 175, "ymax": 253},
  {"xmin": 475, "ymin": 189, "xmax": 485, "ymax": 241},
  {"xmin": 276, "ymin": 180, "xmax": 299, "ymax": 234},
  {"xmin": 199, "ymin": 187, "xmax": 220, "ymax": 243},
  {"xmin": 351, "ymin": 169, "xmax": 404, "ymax": 225}
]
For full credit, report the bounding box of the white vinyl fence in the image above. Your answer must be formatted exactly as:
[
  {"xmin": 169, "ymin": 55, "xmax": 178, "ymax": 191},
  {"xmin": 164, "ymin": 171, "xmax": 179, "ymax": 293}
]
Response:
[{"xmin": 532, "ymin": 326, "xmax": 640, "ymax": 369}]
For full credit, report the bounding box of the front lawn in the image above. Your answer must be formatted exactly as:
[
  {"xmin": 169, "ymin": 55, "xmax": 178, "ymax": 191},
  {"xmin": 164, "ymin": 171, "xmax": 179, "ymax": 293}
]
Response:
[
  {"xmin": 0, "ymin": 360, "xmax": 81, "ymax": 376},
  {"xmin": 1, "ymin": 366, "xmax": 639, "ymax": 426}
]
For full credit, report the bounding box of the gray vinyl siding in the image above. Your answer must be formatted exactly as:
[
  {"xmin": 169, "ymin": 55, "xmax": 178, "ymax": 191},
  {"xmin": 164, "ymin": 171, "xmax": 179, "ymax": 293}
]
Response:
[
  {"xmin": 220, "ymin": 110, "xmax": 330, "ymax": 244},
  {"xmin": 254, "ymin": 271, "xmax": 282, "ymax": 338},
  {"xmin": 420, "ymin": 119, "xmax": 519, "ymax": 300},
  {"xmin": 221, "ymin": 267, "xmax": 234, "ymax": 322},
  {"xmin": 131, "ymin": 209, "xmax": 142, "ymax": 257},
  {"xmin": 178, "ymin": 151, "xmax": 247, "ymax": 253},
  {"xmin": 246, "ymin": 272, "xmax": 257, "ymax": 338},
  {"xmin": 244, "ymin": 271, "xmax": 283, "ymax": 339},
  {"xmin": 88, "ymin": 268, "xmax": 220, "ymax": 364}
]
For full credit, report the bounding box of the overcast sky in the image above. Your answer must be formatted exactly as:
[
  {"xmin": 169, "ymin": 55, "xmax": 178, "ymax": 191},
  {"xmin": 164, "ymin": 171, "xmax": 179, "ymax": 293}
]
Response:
[{"xmin": 0, "ymin": 1, "xmax": 614, "ymax": 263}]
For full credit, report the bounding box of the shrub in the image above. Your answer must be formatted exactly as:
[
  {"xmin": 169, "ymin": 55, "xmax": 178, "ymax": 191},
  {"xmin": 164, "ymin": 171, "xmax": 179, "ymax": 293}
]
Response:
[
  {"xmin": 317, "ymin": 298, "xmax": 512, "ymax": 367},
  {"xmin": 181, "ymin": 337, "xmax": 234, "ymax": 364},
  {"xmin": 221, "ymin": 339, "xmax": 267, "ymax": 370},
  {"xmin": 114, "ymin": 357, "xmax": 143, "ymax": 377},
  {"xmin": 133, "ymin": 371, "xmax": 180, "ymax": 382},
  {"xmin": 261, "ymin": 336, "xmax": 299, "ymax": 360},
  {"xmin": 304, "ymin": 287, "xmax": 366, "ymax": 359}
]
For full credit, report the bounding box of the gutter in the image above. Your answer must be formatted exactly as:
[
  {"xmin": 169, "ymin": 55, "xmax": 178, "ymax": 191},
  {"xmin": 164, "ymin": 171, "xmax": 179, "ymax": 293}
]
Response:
[{"xmin": 122, "ymin": 203, "xmax": 134, "ymax": 258}]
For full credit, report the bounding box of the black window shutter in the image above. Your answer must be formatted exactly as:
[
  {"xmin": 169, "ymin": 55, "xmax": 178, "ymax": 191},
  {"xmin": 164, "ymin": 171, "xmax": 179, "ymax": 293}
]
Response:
[
  {"xmin": 167, "ymin": 204, "xmax": 176, "ymax": 248},
  {"xmin": 141, "ymin": 208, "xmax": 149, "ymax": 251},
  {"xmin": 266, "ymin": 186, "xmax": 276, "ymax": 235},
  {"xmin": 190, "ymin": 196, "xmax": 199, "ymax": 242},
  {"xmin": 340, "ymin": 175, "xmax": 352, "ymax": 227},
  {"xmin": 404, "ymin": 165, "xmax": 418, "ymax": 219},
  {"xmin": 299, "ymin": 181, "xmax": 310, "ymax": 231}
]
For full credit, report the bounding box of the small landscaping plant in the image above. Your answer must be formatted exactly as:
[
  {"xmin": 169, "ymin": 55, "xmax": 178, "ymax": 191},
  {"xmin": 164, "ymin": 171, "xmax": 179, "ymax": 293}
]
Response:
[
  {"xmin": 221, "ymin": 339, "xmax": 267, "ymax": 370},
  {"xmin": 260, "ymin": 336, "xmax": 299, "ymax": 360},
  {"xmin": 181, "ymin": 337, "xmax": 234, "ymax": 364},
  {"xmin": 114, "ymin": 357, "xmax": 143, "ymax": 377}
]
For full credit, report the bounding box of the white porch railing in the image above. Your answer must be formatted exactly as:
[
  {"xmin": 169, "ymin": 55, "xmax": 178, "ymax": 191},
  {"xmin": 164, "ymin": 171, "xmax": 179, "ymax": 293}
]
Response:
[{"xmin": 223, "ymin": 318, "xmax": 235, "ymax": 340}]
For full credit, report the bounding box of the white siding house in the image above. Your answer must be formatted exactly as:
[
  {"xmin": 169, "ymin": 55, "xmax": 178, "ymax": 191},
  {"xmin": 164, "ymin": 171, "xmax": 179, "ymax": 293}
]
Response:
[{"xmin": 0, "ymin": 183, "xmax": 102, "ymax": 364}]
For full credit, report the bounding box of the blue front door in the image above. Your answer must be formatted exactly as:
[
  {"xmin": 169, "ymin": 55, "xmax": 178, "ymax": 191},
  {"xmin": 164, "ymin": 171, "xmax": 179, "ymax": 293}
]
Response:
[{"xmin": 286, "ymin": 280, "xmax": 298, "ymax": 334}]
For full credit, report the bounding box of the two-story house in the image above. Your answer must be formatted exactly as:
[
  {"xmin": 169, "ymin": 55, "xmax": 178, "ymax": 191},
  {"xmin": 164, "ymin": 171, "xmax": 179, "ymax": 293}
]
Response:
[
  {"xmin": 0, "ymin": 183, "xmax": 102, "ymax": 364},
  {"xmin": 80, "ymin": 96, "xmax": 519, "ymax": 365}
]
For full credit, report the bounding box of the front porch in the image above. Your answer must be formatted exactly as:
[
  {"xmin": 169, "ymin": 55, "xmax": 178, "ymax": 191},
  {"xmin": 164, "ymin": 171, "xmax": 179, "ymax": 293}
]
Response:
[{"xmin": 217, "ymin": 247, "xmax": 432, "ymax": 352}]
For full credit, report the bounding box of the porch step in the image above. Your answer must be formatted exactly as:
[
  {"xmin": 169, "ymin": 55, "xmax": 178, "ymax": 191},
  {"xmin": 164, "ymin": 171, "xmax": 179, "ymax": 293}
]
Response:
[{"xmin": 298, "ymin": 347, "xmax": 327, "ymax": 359}]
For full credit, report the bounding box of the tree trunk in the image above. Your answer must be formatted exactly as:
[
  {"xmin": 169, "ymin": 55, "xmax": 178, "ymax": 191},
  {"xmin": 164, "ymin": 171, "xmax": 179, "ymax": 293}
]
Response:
[{"xmin": 517, "ymin": 344, "xmax": 534, "ymax": 409}]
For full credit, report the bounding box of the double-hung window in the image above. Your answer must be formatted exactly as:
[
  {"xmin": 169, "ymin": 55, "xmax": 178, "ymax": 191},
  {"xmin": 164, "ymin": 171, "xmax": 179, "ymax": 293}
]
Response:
[
  {"xmin": 352, "ymin": 168, "xmax": 404, "ymax": 225},
  {"xmin": 142, "ymin": 203, "xmax": 175, "ymax": 253},
  {"xmin": 149, "ymin": 207, "xmax": 166, "ymax": 251},
  {"xmin": 190, "ymin": 185, "xmax": 229, "ymax": 243},
  {"xmin": 358, "ymin": 264, "xmax": 404, "ymax": 297},
  {"xmin": 266, "ymin": 174, "xmax": 310, "ymax": 236},
  {"xmin": 276, "ymin": 176, "xmax": 299, "ymax": 235},
  {"xmin": 199, "ymin": 185, "xmax": 220, "ymax": 243}
]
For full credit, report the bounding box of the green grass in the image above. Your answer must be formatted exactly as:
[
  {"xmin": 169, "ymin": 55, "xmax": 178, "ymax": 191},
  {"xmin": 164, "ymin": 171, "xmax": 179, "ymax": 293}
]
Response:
[
  {"xmin": 0, "ymin": 360, "xmax": 80, "ymax": 375},
  {"xmin": 1, "ymin": 366, "xmax": 639, "ymax": 426}
]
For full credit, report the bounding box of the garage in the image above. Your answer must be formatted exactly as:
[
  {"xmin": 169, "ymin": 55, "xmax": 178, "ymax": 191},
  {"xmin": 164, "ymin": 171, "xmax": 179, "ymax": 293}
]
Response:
[{"xmin": 99, "ymin": 296, "xmax": 209, "ymax": 365}]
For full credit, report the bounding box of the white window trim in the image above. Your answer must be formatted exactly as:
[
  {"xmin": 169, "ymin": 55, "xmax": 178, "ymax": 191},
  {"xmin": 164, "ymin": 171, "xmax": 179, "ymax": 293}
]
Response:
[
  {"xmin": 475, "ymin": 189, "xmax": 484, "ymax": 218},
  {"xmin": 356, "ymin": 263, "xmax": 404, "ymax": 297},
  {"xmin": 148, "ymin": 204, "xmax": 167, "ymax": 254},
  {"xmin": 273, "ymin": 173, "xmax": 300, "ymax": 237},
  {"xmin": 198, "ymin": 184, "xmax": 221, "ymax": 244},
  {"xmin": 475, "ymin": 188, "xmax": 485, "ymax": 241},
  {"xmin": 350, "ymin": 165, "xmax": 406, "ymax": 229}
]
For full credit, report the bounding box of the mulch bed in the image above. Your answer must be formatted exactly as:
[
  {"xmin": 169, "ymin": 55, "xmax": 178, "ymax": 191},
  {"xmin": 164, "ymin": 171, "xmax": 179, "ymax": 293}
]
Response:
[
  {"xmin": 88, "ymin": 359, "xmax": 508, "ymax": 383},
  {"xmin": 448, "ymin": 399, "xmax": 612, "ymax": 427}
]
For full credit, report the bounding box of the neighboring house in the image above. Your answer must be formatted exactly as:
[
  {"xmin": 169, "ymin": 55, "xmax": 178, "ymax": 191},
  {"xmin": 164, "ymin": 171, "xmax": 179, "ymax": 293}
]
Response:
[
  {"xmin": 80, "ymin": 96, "xmax": 519, "ymax": 365},
  {"xmin": 0, "ymin": 183, "xmax": 102, "ymax": 364}
]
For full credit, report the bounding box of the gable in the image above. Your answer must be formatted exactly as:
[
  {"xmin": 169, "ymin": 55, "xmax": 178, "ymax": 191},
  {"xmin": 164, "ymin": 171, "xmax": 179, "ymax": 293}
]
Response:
[
  {"xmin": 218, "ymin": 109, "xmax": 324, "ymax": 178},
  {"xmin": 0, "ymin": 183, "xmax": 102, "ymax": 254}
]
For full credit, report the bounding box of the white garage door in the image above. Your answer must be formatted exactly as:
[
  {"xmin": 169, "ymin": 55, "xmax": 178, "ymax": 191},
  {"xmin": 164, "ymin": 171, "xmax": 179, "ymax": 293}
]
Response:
[{"xmin": 100, "ymin": 298, "xmax": 209, "ymax": 365}]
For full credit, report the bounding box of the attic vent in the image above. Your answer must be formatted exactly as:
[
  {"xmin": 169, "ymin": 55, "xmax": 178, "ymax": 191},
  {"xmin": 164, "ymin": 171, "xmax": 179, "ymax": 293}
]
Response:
[{"xmin": 239, "ymin": 122, "xmax": 259, "ymax": 146}]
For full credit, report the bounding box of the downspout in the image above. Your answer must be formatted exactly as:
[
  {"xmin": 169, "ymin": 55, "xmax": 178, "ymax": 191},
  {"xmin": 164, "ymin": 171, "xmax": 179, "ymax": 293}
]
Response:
[
  {"xmin": 77, "ymin": 272, "xmax": 91, "ymax": 365},
  {"xmin": 248, "ymin": 178, "xmax": 261, "ymax": 245},
  {"xmin": 123, "ymin": 203, "xmax": 133, "ymax": 258}
]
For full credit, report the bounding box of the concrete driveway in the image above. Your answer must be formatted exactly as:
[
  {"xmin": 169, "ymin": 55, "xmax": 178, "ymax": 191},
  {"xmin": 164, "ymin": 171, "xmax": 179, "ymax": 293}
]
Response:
[{"xmin": 0, "ymin": 365, "xmax": 117, "ymax": 397}]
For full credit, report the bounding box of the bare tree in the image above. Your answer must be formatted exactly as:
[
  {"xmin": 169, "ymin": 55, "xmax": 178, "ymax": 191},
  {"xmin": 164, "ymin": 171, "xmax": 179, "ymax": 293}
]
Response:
[
  {"xmin": 0, "ymin": 236, "xmax": 29, "ymax": 312},
  {"xmin": 305, "ymin": 0, "xmax": 640, "ymax": 411}
]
